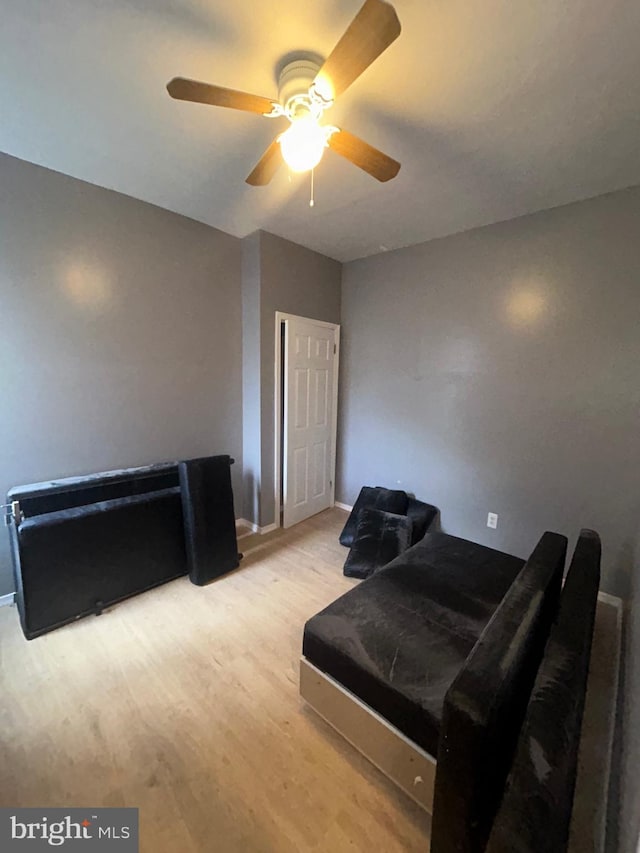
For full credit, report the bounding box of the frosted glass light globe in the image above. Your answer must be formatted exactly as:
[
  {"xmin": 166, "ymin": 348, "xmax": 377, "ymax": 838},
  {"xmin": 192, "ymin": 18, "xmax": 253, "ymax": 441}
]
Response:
[{"xmin": 279, "ymin": 118, "xmax": 327, "ymax": 173}]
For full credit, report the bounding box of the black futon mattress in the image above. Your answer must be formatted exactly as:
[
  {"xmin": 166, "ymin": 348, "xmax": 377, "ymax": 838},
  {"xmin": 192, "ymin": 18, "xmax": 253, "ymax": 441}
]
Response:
[{"xmin": 302, "ymin": 530, "xmax": 524, "ymax": 756}]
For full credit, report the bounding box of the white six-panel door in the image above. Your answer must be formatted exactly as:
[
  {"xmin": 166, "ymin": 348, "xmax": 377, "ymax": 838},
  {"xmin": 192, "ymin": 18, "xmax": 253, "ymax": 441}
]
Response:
[{"xmin": 283, "ymin": 316, "xmax": 338, "ymax": 528}]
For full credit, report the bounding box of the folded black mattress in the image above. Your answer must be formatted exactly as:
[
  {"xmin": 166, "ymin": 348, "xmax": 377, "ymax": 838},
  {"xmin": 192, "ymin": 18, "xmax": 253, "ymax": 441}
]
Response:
[{"xmin": 303, "ymin": 530, "xmax": 524, "ymax": 755}]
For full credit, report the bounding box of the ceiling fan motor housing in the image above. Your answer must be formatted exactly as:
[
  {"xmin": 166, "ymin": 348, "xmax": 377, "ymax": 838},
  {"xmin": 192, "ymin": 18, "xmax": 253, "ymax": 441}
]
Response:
[{"xmin": 278, "ymin": 59, "xmax": 322, "ymax": 119}]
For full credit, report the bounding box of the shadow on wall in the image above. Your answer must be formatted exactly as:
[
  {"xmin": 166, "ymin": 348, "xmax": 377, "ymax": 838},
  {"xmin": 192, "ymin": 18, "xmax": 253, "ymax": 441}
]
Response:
[
  {"xmin": 242, "ymin": 469, "xmax": 260, "ymax": 526},
  {"xmin": 611, "ymin": 539, "xmax": 639, "ymax": 603}
]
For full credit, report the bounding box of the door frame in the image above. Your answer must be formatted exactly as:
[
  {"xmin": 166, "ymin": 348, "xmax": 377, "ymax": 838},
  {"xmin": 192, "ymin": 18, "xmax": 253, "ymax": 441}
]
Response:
[{"xmin": 273, "ymin": 311, "xmax": 340, "ymax": 530}]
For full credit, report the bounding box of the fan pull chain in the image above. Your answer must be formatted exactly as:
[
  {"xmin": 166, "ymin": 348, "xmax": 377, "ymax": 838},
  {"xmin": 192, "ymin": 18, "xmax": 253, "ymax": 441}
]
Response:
[{"xmin": 310, "ymin": 169, "xmax": 315, "ymax": 208}]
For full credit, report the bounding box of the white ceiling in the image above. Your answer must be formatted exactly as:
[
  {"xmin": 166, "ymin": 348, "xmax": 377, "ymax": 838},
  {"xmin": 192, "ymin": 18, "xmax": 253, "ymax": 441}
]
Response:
[{"xmin": 1, "ymin": 0, "xmax": 640, "ymax": 262}]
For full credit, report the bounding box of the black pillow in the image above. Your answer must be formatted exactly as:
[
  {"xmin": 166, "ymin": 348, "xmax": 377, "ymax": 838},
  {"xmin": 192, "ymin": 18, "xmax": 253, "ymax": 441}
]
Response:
[
  {"xmin": 343, "ymin": 508, "xmax": 413, "ymax": 579},
  {"xmin": 406, "ymin": 497, "xmax": 438, "ymax": 545},
  {"xmin": 339, "ymin": 486, "xmax": 409, "ymax": 547}
]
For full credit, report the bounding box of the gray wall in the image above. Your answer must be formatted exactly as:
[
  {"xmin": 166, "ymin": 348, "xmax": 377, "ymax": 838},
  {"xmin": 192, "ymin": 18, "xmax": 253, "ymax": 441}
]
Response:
[
  {"xmin": 240, "ymin": 230, "xmax": 341, "ymax": 527},
  {"xmin": 338, "ymin": 185, "xmax": 640, "ymax": 597},
  {"xmin": 0, "ymin": 153, "xmax": 243, "ymax": 595}
]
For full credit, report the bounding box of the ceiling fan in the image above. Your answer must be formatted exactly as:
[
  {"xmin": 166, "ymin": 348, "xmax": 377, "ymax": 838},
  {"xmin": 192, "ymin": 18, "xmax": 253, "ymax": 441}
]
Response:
[{"xmin": 167, "ymin": 0, "xmax": 401, "ymax": 187}]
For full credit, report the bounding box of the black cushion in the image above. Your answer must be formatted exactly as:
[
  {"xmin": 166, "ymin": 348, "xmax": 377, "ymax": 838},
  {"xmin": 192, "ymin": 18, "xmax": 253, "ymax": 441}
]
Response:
[
  {"xmin": 179, "ymin": 455, "xmax": 239, "ymax": 586},
  {"xmin": 13, "ymin": 488, "xmax": 187, "ymax": 639},
  {"xmin": 486, "ymin": 530, "xmax": 601, "ymax": 853},
  {"xmin": 343, "ymin": 508, "xmax": 413, "ymax": 579},
  {"xmin": 303, "ymin": 530, "xmax": 525, "ymax": 756},
  {"xmin": 339, "ymin": 486, "xmax": 409, "ymax": 547},
  {"xmin": 406, "ymin": 497, "xmax": 438, "ymax": 545},
  {"xmin": 430, "ymin": 531, "xmax": 567, "ymax": 853}
]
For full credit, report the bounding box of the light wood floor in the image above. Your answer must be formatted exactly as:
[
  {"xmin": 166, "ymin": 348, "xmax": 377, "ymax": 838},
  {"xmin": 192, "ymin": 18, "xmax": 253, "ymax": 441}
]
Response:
[{"xmin": 0, "ymin": 508, "xmax": 432, "ymax": 852}]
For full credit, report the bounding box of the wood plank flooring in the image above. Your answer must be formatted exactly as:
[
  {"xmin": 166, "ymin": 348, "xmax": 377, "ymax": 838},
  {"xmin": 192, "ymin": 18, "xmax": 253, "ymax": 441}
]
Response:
[
  {"xmin": 0, "ymin": 508, "xmax": 620, "ymax": 852},
  {"xmin": 0, "ymin": 508, "xmax": 432, "ymax": 852}
]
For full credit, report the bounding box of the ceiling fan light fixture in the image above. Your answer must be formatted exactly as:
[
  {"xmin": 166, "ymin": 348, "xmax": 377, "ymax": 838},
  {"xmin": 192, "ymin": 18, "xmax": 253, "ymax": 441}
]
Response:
[
  {"xmin": 310, "ymin": 74, "xmax": 334, "ymax": 106},
  {"xmin": 279, "ymin": 117, "xmax": 328, "ymax": 173},
  {"xmin": 167, "ymin": 0, "xmax": 402, "ymax": 186}
]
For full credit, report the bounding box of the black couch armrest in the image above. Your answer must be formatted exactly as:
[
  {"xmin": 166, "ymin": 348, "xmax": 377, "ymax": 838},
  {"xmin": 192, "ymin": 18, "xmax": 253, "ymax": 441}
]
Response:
[{"xmin": 430, "ymin": 531, "xmax": 567, "ymax": 853}]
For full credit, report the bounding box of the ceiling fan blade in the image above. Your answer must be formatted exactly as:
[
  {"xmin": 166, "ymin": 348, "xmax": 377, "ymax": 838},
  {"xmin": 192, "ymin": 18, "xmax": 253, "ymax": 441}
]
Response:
[
  {"xmin": 313, "ymin": 0, "xmax": 401, "ymax": 101},
  {"xmin": 246, "ymin": 139, "xmax": 283, "ymax": 186},
  {"xmin": 328, "ymin": 129, "xmax": 400, "ymax": 182},
  {"xmin": 167, "ymin": 78, "xmax": 277, "ymax": 115}
]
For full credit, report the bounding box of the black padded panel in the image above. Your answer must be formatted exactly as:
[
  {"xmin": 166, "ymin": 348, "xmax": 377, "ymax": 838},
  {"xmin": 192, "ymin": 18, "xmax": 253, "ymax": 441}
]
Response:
[
  {"xmin": 339, "ymin": 486, "xmax": 409, "ymax": 547},
  {"xmin": 179, "ymin": 455, "xmax": 239, "ymax": 586},
  {"xmin": 486, "ymin": 530, "xmax": 601, "ymax": 853},
  {"xmin": 430, "ymin": 531, "xmax": 567, "ymax": 853},
  {"xmin": 14, "ymin": 489, "xmax": 187, "ymax": 639},
  {"xmin": 406, "ymin": 497, "xmax": 438, "ymax": 545},
  {"xmin": 343, "ymin": 508, "xmax": 413, "ymax": 579},
  {"xmin": 8, "ymin": 462, "xmax": 178, "ymax": 518},
  {"xmin": 304, "ymin": 531, "xmax": 524, "ymax": 755}
]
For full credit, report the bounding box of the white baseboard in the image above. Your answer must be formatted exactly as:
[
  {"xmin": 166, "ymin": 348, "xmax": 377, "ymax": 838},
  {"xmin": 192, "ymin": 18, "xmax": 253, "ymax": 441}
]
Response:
[
  {"xmin": 236, "ymin": 518, "xmax": 278, "ymax": 537},
  {"xmin": 334, "ymin": 501, "xmax": 353, "ymax": 513},
  {"xmin": 597, "ymin": 590, "xmax": 623, "ymax": 610},
  {"xmin": 0, "ymin": 592, "xmax": 15, "ymax": 608}
]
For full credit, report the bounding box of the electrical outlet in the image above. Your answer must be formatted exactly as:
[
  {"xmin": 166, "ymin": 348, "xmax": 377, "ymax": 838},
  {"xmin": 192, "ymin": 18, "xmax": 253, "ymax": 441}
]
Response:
[{"xmin": 487, "ymin": 512, "xmax": 498, "ymax": 529}]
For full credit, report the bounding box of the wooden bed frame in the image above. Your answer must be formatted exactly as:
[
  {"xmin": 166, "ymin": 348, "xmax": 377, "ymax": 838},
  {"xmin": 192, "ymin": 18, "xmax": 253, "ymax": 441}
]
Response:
[{"xmin": 299, "ymin": 657, "xmax": 436, "ymax": 811}]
